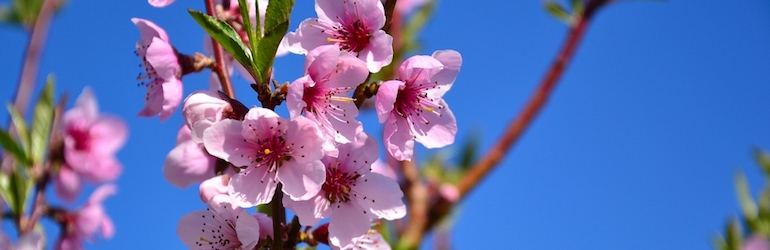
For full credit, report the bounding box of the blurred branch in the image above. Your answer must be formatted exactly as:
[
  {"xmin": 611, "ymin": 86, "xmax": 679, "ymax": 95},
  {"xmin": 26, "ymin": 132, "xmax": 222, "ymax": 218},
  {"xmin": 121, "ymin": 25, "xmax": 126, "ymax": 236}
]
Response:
[
  {"xmin": 382, "ymin": 0, "xmax": 397, "ymax": 33},
  {"xmin": 204, "ymin": 0, "xmax": 235, "ymax": 99},
  {"xmin": 424, "ymin": 0, "xmax": 614, "ymax": 234},
  {"xmin": 2, "ymin": 0, "xmax": 57, "ymax": 174},
  {"xmin": 397, "ymin": 160, "xmax": 428, "ymax": 249}
]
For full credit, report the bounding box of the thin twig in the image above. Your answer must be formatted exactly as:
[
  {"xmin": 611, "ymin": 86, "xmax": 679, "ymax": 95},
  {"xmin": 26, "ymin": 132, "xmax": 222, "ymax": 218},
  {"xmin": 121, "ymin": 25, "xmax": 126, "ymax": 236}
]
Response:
[
  {"xmin": 1, "ymin": 0, "xmax": 59, "ymax": 172},
  {"xmin": 271, "ymin": 183, "xmax": 285, "ymax": 250},
  {"xmin": 204, "ymin": 0, "xmax": 235, "ymax": 99},
  {"xmin": 397, "ymin": 159, "xmax": 428, "ymax": 249},
  {"xmin": 424, "ymin": 0, "xmax": 614, "ymax": 234},
  {"xmin": 382, "ymin": 0, "xmax": 398, "ymax": 33}
]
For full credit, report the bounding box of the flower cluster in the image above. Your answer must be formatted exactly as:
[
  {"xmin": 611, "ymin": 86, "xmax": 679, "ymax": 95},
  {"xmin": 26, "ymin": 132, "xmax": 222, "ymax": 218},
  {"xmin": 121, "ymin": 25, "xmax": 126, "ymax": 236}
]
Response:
[{"xmin": 139, "ymin": 0, "xmax": 461, "ymax": 248}]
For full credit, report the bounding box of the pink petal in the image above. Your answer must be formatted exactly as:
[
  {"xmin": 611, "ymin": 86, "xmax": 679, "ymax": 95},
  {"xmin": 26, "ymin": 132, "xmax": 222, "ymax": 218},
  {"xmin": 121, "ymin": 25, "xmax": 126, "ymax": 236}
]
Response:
[
  {"xmin": 360, "ymin": 30, "xmax": 393, "ymax": 73},
  {"xmin": 322, "ymin": 49, "xmax": 369, "ymax": 89},
  {"xmin": 80, "ymin": 156, "xmax": 122, "ymax": 183},
  {"xmin": 286, "ymin": 116, "xmax": 325, "ymax": 164},
  {"xmin": 199, "ymin": 174, "xmax": 231, "ymax": 203},
  {"xmin": 277, "ymin": 160, "xmax": 325, "ymax": 201},
  {"xmin": 374, "ymin": 80, "xmax": 403, "ymax": 123},
  {"xmin": 54, "ymin": 167, "xmax": 81, "ymax": 202},
  {"xmin": 356, "ymin": 173, "xmax": 406, "ymax": 220},
  {"xmin": 17, "ymin": 231, "xmax": 44, "ymax": 250},
  {"xmin": 228, "ymin": 167, "xmax": 277, "ymax": 207},
  {"xmin": 328, "ymin": 203, "xmax": 372, "ymax": 249},
  {"xmin": 235, "ymin": 209, "xmax": 261, "ymax": 250},
  {"xmin": 88, "ymin": 184, "xmax": 117, "ymax": 205},
  {"xmin": 399, "ymin": 55, "xmax": 443, "ymax": 81},
  {"xmin": 202, "ymin": 119, "xmax": 254, "ymax": 167},
  {"xmin": 89, "ymin": 115, "xmax": 128, "ymax": 156},
  {"xmin": 283, "ymin": 195, "xmax": 330, "ymax": 226},
  {"xmin": 285, "ymin": 18, "xmax": 332, "ymax": 55},
  {"xmin": 145, "ymin": 37, "xmax": 179, "ymax": 82},
  {"xmin": 370, "ymin": 159, "xmax": 397, "ymax": 181},
  {"xmin": 163, "ymin": 139, "xmax": 216, "ymax": 188},
  {"xmin": 131, "ymin": 18, "xmax": 169, "ymax": 45},
  {"xmin": 176, "ymin": 210, "xmax": 220, "ymax": 249},
  {"xmin": 287, "ymin": 75, "xmax": 311, "ymax": 118},
  {"xmin": 72, "ymin": 87, "xmax": 99, "ymax": 122},
  {"xmin": 148, "ymin": 0, "xmax": 175, "ymax": 8},
  {"xmin": 182, "ymin": 90, "xmax": 228, "ymax": 132},
  {"xmin": 175, "ymin": 124, "xmax": 192, "ymax": 144},
  {"xmin": 428, "ymin": 49, "xmax": 462, "ymax": 97},
  {"xmin": 383, "ymin": 118, "xmax": 415, "ymax": 161},
  {"xmin": 413, "ymin": 99, "xmax": 457, "ymax": 148},
  {"xmin": 252, "ymin": 213, "xmax": 274, "ymax": 239}
]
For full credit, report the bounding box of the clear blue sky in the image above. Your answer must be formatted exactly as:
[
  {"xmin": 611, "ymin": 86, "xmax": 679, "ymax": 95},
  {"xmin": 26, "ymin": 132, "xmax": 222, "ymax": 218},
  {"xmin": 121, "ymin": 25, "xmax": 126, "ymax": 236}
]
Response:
[{"xmin": 1, "ymin": 0, "xmax": 769, "ymax": 249}]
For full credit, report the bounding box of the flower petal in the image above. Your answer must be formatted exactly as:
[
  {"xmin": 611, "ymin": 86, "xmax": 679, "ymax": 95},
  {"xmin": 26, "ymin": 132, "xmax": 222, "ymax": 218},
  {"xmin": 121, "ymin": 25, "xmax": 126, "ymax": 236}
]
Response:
[
  {"xmin": 235, "ymin": 209, "xmax": 261, "ymax": 250},
  {"xmin": 360, "ymin": 30, "xmax": 393, "ymax": 73},
  {"xmin": 203, "ymin": 119, "xmax": 255, "ymax": 167},
  {"xmin": 163, "ymin": 139, "xmax": 216, "ymax": 188},
  {"xmin": 277, "ymin": 160, "xmax": 325, "ymax": 201},
  {"xmin": 355, "ymin": 173, "xmax": 406, "ymax": 220},
  {"xmin": 374, "ymin": 80, "xmax": 403, "ymax": 123},
  {"xmin": 229, "ymin": 167, "xmax": 277, "ymax": 207},
  {"xmin": 413, "ymin": 99, "xmax": 457, "ymax": 148},
  {"xmin": 328, "ymin": 203, "xmax": 372, "ymax": 249},
  {"xmin": 283, "ymin": 194, "xmax": 331, "ymax": 226}
]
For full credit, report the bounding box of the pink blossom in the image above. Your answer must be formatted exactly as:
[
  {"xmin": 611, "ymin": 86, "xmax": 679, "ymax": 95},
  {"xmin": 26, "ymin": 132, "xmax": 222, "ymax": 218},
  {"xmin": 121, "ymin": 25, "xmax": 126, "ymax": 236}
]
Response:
[
  {"xmin": 333, "ymin": 230, "xmax": 390, "ymax": 250},
  {"xmin": 284, "ymin": 132, "xmax": 405, "ymax": 249},
  {"xmin": 133, "ymin": 18, "xmax": 183, "ymax": 121},
  {"xmin": 285, "ymin": 0, "xmax": 393, "ymax": 73},
  {"xmin": 148, "ymin": 0, "xmax": 174, "ymax": 7},
  {"xmin": 370, "ymin": 159, "xmax": 397, "ymax": 181},
  {"xmin": 744, "ymin": 235, "xmax": 770, "ymax": 250},
  {"xmin": 199, "ymin": 174, "xmax": 231, "ymax": 203},
  {"xmin": 57, "ymin": 88, "xmax": 126, "ymax": 201},
  {"xmin": 203, "ymin": 108, "xmax": 326, "ymax": 207},
  {"xmin": 181, "ymin": 90, "xmax": 230, "ymax": 143},
  {"xmin": 163, "ymin": 125, "xmax": 217, "ymax": 189},
  {"xmin": 0, "ymin": 230, "xmax": 44, "ymax": 250},
  {"xmin": 395, "ymin": 0, "xmax": 429, "ymax": 16},
  {"xmin": 56, "ymin": 184, "xmax": 117, "ymax": 250},
  {"xmin": 375, "ymin": 50, "xmax": 462, "ymax": 161},
  {"xmin": 287, "ymin": 45, "xmax": 368, "ymax": 150},
  {"xmin": 177, "ymin": 195, "xmax": 261, "ymax": 250}
]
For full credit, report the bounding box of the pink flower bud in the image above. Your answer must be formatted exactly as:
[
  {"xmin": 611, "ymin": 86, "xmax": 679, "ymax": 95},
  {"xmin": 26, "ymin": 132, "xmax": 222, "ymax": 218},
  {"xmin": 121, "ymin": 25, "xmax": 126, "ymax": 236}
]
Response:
[
  {"xmin": 199, "ymin": 174, "xmax": 231, "ymax": 204},
  {"xmin": 182, "ymin": 90, "xmax": 229, "ymax": 143}
]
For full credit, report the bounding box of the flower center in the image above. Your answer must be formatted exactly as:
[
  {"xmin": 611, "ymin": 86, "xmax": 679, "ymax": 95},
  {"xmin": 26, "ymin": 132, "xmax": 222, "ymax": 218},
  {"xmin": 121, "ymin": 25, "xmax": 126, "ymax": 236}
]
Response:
[
  {"xmin": 253, "ymin": 135, "xmax": 291, "ymax": 172},
  {"xmin": 67, "ymin": 124, "xmax": 91, "ymax": 151},
  {"xmin": 328, "ymin": 19, "xmax": 371, "ymax": 54},
  {"xmin": 322, "ymin": 167, "xmax": 360, "ymax": 204},
  {"xmin": 394, "ymin": 81, "xmax": 444, "ymax": 128}
]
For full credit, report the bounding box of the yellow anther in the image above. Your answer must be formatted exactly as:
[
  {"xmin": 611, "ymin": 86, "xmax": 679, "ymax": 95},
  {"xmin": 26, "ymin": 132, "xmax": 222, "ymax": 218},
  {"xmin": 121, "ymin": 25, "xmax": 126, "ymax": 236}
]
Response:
[
  {"xmin": 264, "ymin": 149, "xmax": 272, "ymax": 155},
  {"xmin": 199, "ymin": 237, "xmax": 213, "ymax": 243},
  {"xmin": 422, "ymin": 106, "xmax": 435, "ymax": 112},
  {"xmin": 329, "ymin": 96, "xmax": 353, "ymax": 103}
]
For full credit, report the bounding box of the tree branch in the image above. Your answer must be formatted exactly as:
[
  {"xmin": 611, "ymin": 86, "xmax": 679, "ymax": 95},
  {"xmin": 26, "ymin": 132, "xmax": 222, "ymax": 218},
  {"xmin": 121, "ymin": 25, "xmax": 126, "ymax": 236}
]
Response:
[{"xmin": 205, "ymin": 0, "xmax": 235, "ymax": 99}]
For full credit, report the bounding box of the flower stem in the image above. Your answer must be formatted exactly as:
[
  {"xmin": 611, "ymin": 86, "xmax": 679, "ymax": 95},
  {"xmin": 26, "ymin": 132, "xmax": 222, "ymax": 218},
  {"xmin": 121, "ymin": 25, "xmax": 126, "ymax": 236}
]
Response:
[
  {"xmin": 423, "ymin": 0, "xmax": 614, "ymax": 240},
  {"xmin": 204, "ymin": 0, "xmax": 235, "ymax": 99},
  {"xmin": 271, "ymin": 184, "xmax": 285, "ymax": 250}
]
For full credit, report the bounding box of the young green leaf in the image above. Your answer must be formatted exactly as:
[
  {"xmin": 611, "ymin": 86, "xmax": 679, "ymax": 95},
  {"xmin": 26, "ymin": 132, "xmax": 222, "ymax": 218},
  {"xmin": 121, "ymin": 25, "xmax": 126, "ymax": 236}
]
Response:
[
  {"xmin": 29, "ymin": 75, "xmax": 55, "ymax": 165},
  {"xmin": 238, "ymin": 0, "xmax": 260, "ymax": 59},
  {"xmin": 6, "ymin": 104, "xmax": 30, "ymax": 154},
  {"xmin": 735, "ymin": 171, "xmax": 758, "ymax": 221},
  {"xmin": 544, "ymin": 1, "xmax": 575, "ymax": 26},
  {"xmin": 255, "ymin": 0, "xmax": 294, "ymax": 85},
  {"xmin": 188, "ymin": 9, "xmax": 255, "ymax": 73},
  {"xmin": 755, "ymin": 148, "xmax": 770, "ymax": 177},
  {"xmin": 0, "ymin": 129, "xmax": 31, "ymax": 167}
]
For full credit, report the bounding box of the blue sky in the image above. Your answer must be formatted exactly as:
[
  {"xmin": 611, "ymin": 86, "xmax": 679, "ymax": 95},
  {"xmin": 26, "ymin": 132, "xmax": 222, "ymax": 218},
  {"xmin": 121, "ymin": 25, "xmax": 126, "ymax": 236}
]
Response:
[{"xmin": 1, "ymin": 0, "xmax": 769, "ymax": 249}]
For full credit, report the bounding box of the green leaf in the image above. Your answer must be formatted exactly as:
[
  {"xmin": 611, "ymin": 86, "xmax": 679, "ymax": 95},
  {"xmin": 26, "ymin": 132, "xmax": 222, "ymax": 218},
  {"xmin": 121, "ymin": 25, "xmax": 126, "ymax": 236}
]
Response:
[
  {"xmin": 755, "ymin": 148, "xmax": 770, "ymax": 177},
  {"xmin": 188, "ymin": 9, "xmax": 255, "ymax": 74},
  {"xmin": 7, "ymin": 104, "xmax": 30, "ymax": 154},
  {"xmin": 735, "ymin": 171, "xmax": 758, "ymax": 221},
  {"xmin": 255, "ymin": 0, "xmax": 294, "ymax": 85},
  {"xmin": 0, "ymin": 169, "xmax": 33, "ymax": 215},
  {"xmin": 238, "ymin": 0, "xmax": 259, "ymax": 56},
  {"xmin": 0, "ymin": 129, "xmax": 31, "ymax": 166},
  {"xmin": 726, "ymin": 218, "xmax": 743, "ymax": 250},
  {"xmin": 29, "ymin": 75, "xmax": 55, "ymax": 165},
  {"xmin": 544, "ymin": 1, "xmax": 575, "ymax": 26}
]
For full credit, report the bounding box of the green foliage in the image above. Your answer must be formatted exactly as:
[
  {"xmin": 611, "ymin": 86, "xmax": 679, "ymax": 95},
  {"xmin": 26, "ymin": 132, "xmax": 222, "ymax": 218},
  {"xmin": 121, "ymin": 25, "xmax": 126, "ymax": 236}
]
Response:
[
  {"xmin": 7, "ymin": 104, "xmax": 30, "ymax": 154},
  {"xmin": 544, "ymin": 1, "xmax": 575, "ymax": 26},
  {"xmin": 0, "ymin": 129, "xmax": 31, "ymax": 167},
  {"xmin": 255, "ymin": 0, "xmax": 294, "ymax": 85},
  {"xmin": 0, "ymin": 168, "xmax": 33, "ymax": 216},
  {"xmin": 29, "ymin": 75, "xmax": 55, "ymax": 165},
  {"xmin": 237, "ymin": 0, "xmax": 259, "ymax": 55},
  {"xmin": 0, "ymin": 0, "xmax": 42, "ymax": 28},
  {"xmin": 188, "ymin": 9, "xmax": 257, "ymax": 79}
]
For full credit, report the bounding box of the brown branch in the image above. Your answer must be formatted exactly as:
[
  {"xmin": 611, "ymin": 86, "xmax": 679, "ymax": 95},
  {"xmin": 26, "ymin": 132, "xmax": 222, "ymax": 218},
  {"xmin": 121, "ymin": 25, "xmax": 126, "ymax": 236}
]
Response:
[
  {"xmin": 382, "ymin": 0, "xmax": 398, "ymax": 33},
  {"xmin": 397, "ymin": 159, "xmax": 428, "ymax": 249},
  {"xmin": 205, "ymin": 0, "xmax": 235, "ymax": 99},
  {"xmin": 1, "ymin": 0, "xmax": 59, "ymax": 173},
  {"xmin": 424, "ymin": 0, "xmax": 614, "ymax": 234},
  {"xmin": 271, "ymin": 183, "xmax": 285, "ymax": 250}
]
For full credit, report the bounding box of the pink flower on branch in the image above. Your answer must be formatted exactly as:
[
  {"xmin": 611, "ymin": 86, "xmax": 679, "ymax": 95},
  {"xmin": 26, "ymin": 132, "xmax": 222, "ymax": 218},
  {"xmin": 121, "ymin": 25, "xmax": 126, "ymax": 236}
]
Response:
[
  {"xmin": 203, "ymin": 108, "xmax": 326, "ymax": 207},
  {"xmin": 56, "ymin": 184, "xmax": 117, "ymax": 250},
  {"xmin": 177, "ymin": 195, "xmax": 261, "ymax": 250},
  {"xmin": 375, "ymin": 50, "xmax": 462, "ymax": 161},
  {"xmin": 57, "ymin": 88, "xmax": 126, "ymax": 201},
  {"xmin": 285, "ymin": 0, "xmax": 393, "ymax": 73},
  {"xmin": 284, "ymin": 132, "xmax": 405, "ymax": 249},
  {"xmin": 287, "ymin": 45, "xmax": 369, "ymax": 150},
  {"xmin": 162, "ymin": 125, "xmax": 217, "ymax": 189},
  {"xmin": 133, "ymin": 18, "xmax": 183, "ymax": 121}
]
